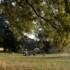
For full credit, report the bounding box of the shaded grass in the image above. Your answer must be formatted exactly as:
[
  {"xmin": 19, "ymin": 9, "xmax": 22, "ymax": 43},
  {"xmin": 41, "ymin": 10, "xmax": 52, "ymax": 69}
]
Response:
[{"xmin": 0, "ymin": 53, "xmax": 70, "ymax": 70}]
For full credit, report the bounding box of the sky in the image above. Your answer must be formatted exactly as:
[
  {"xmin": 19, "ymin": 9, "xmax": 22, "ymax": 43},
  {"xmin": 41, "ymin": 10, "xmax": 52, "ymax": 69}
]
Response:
[
  {"xmin": 0, "ymin": 0, "xmax": 4, "ymax": 4},
  {"xmin": 24, "ymin": 32, "xmax": 37, "ymax": 40}
]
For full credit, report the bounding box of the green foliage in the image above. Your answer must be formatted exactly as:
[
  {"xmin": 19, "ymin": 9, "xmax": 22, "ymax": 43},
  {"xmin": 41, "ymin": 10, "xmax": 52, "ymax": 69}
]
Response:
[{"xmin": 0, "ymin": 0, "xmax": 70, "ymax": 52}]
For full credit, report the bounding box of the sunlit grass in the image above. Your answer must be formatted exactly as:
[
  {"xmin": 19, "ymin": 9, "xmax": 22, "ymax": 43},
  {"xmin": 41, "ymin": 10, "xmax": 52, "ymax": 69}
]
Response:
[{"xmin": 0, "ymin": 53, "xmax": 70, "ymax": 70}]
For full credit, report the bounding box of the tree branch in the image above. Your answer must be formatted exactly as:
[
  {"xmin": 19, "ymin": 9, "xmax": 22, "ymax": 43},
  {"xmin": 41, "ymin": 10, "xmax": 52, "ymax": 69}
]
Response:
[{"xmin": 25, "ymin": 0, "xmax": 59, "ymax": 29}]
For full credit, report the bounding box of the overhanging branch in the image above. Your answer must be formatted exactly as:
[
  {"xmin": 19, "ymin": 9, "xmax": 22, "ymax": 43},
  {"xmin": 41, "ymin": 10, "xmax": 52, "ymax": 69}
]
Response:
[{"xmin": 25, "ymin": 0, "xmax": 58, "ymax": 29}]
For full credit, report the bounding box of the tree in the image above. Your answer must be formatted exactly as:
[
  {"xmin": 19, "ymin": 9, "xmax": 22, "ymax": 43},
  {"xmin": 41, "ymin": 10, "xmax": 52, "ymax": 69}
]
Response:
[
  {"xmin": 0, "ymin": 0, "xmax": 70, "ymax": 52},
  {"xmin": 25, "ymin": 0, "xmax": 70, "ymax": 51},
  {"xmin": 3, "ymin": 25, "xmax": 17, "ymax": 52},
  {"xmin": 0, "ymin": 0, "xmax": 36, "ymax": 52}
]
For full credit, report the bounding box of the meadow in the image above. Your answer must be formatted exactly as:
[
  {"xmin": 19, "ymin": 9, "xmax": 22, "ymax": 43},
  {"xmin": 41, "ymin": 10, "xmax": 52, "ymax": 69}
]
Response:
[{"xmin": 0, "ymin": 53, "xmax": 70, "ymax": 70}]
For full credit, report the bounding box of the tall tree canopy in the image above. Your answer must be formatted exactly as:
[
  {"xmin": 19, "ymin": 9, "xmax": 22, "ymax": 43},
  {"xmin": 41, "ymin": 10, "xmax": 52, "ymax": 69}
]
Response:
[{"xmin": 0, "ymin": 0, "xmax": 70, "ymax": 52}]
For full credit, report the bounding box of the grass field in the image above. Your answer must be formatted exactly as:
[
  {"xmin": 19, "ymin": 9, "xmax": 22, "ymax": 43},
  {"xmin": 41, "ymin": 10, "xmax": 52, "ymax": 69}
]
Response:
[{"xmin": 0, "ymin": 53, "xmax": 70, "ymax": 70}]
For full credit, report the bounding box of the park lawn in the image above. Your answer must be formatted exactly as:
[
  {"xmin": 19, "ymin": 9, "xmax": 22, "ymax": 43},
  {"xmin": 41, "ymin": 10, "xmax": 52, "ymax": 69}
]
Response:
[{"xmin": 0, "ymin": 53, "xmax": 70, "ymax": 70}]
